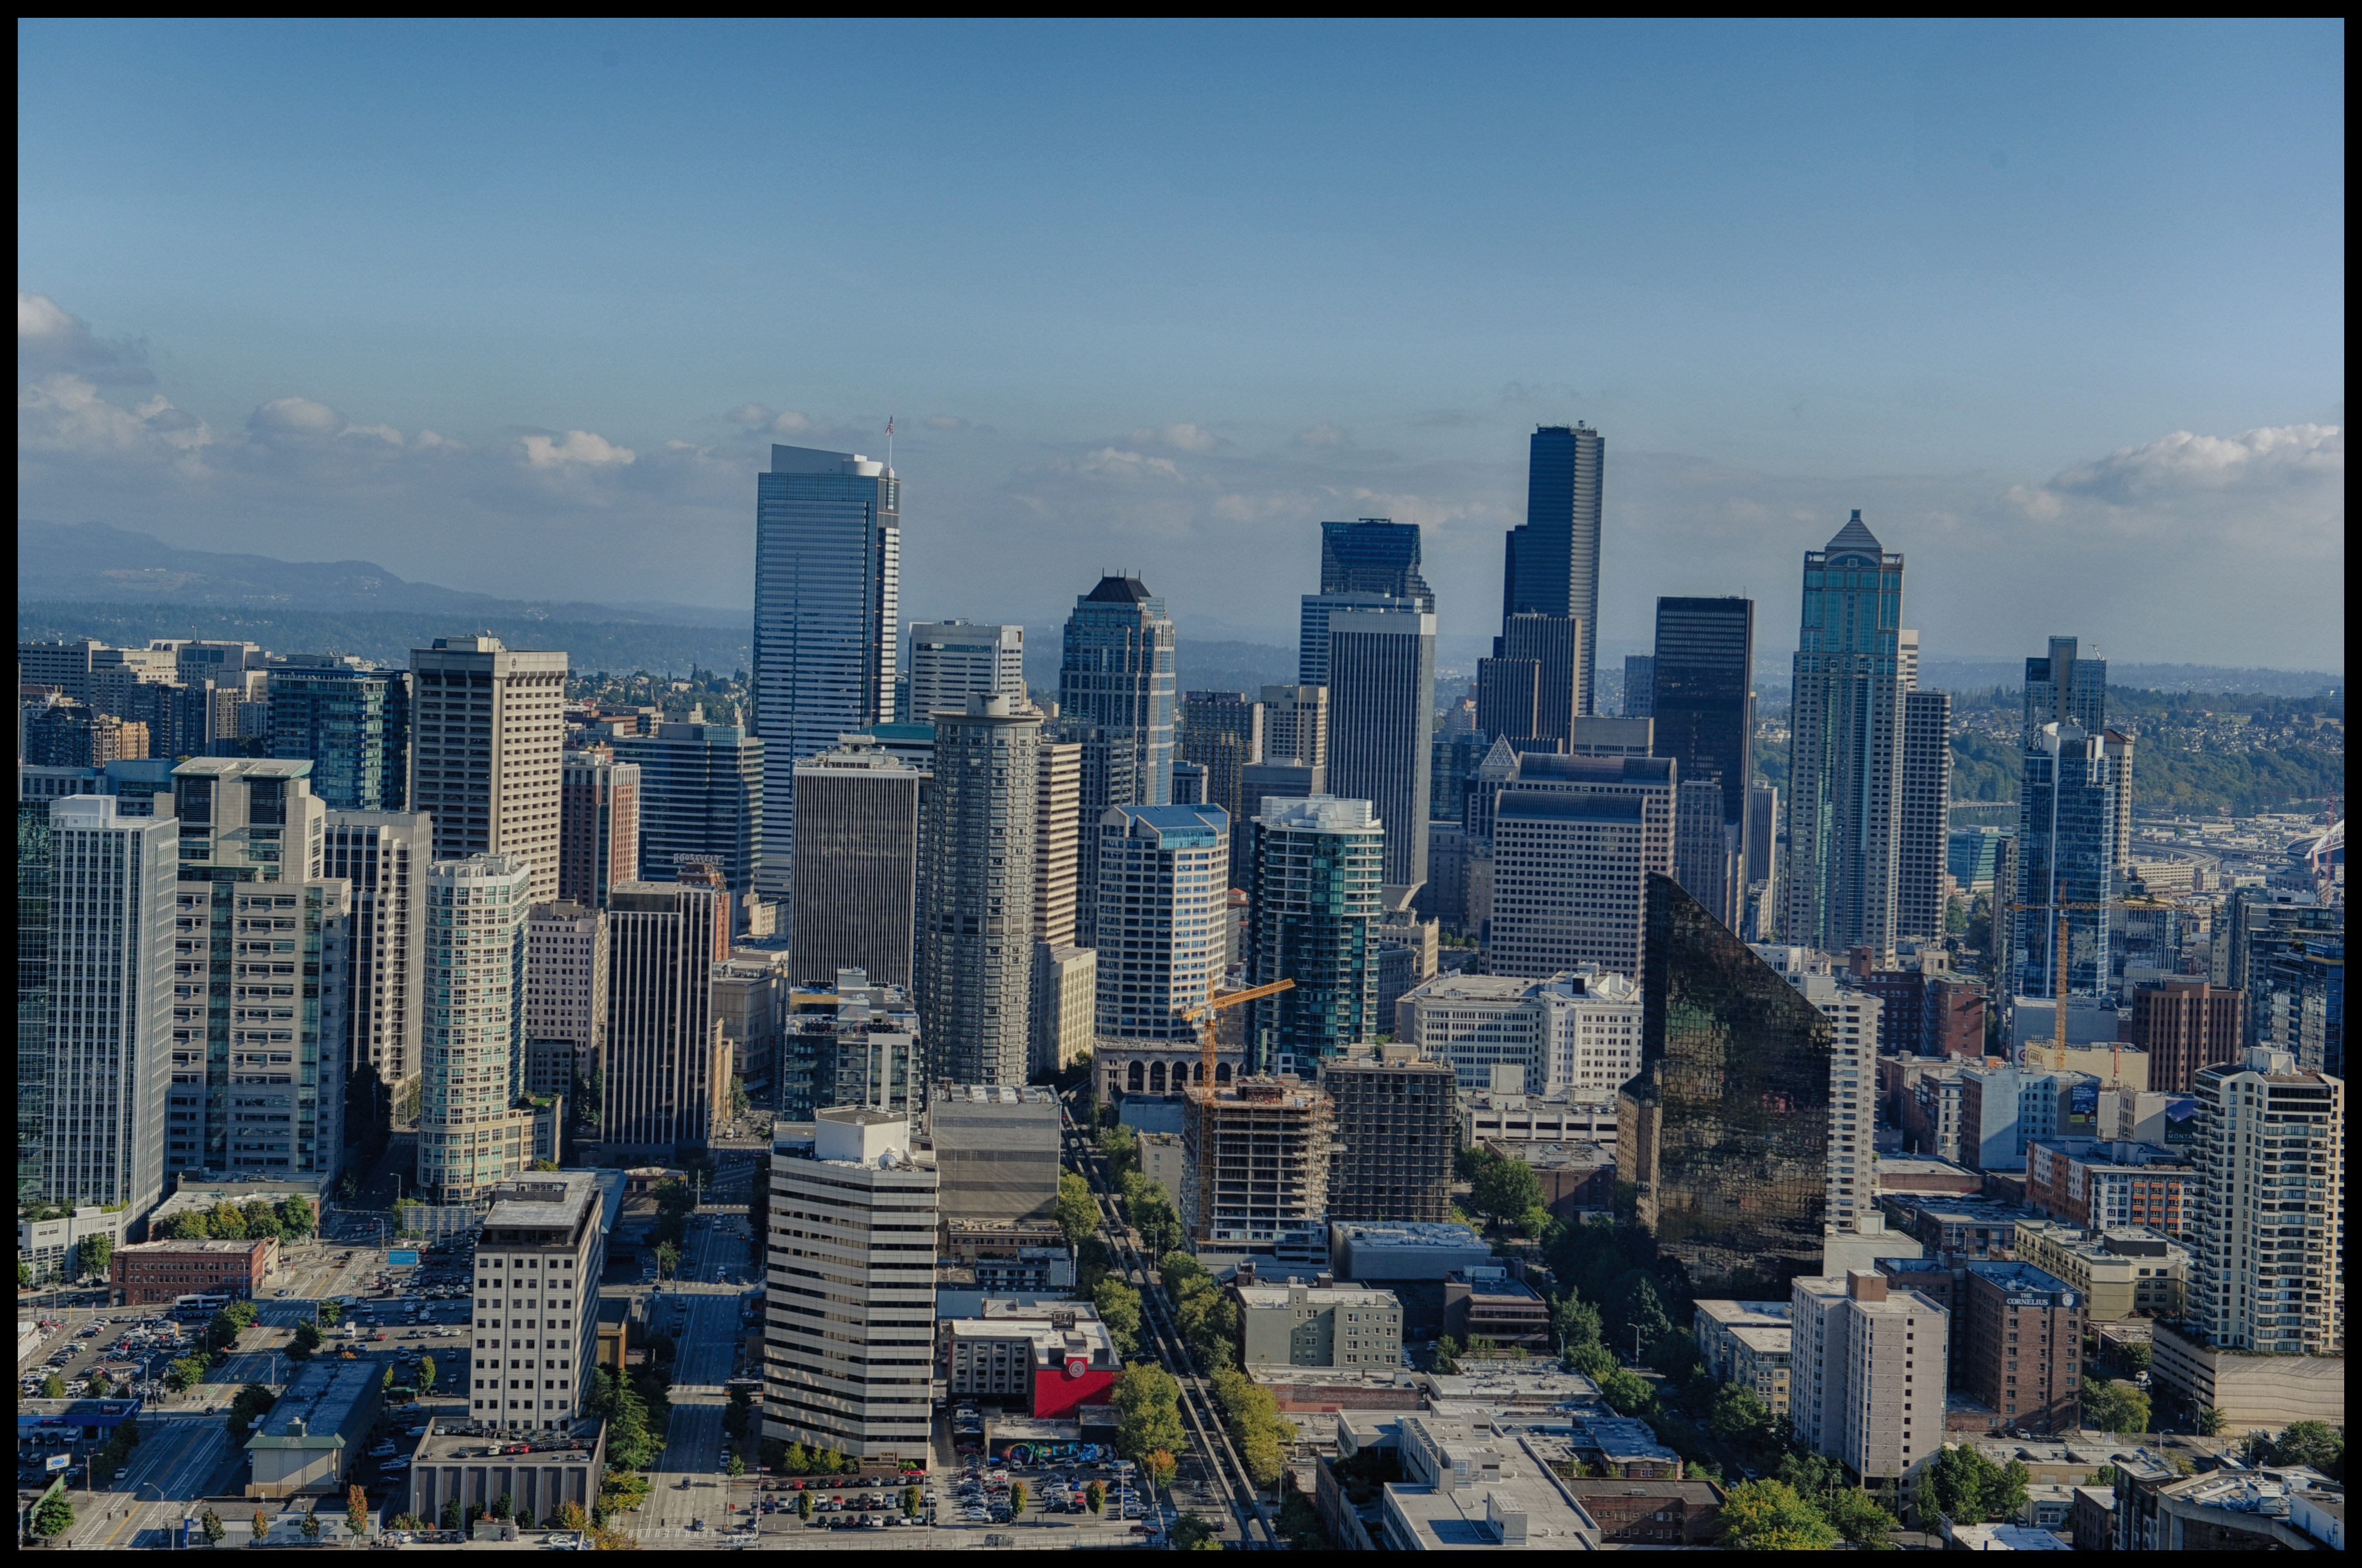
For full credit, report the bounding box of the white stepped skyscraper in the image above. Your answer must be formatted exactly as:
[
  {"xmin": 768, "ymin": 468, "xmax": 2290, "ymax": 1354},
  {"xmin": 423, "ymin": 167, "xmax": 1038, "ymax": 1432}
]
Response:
[{"xmin": 753, "ymin": 443, "xmax": 900, "ymax": 903}]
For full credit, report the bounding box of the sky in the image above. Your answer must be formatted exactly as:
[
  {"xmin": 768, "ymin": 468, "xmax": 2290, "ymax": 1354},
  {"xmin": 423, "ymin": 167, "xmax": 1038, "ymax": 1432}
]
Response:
[{"xmin": 17, "ymin": 19, "xmax": 2346, "ymax": 667}]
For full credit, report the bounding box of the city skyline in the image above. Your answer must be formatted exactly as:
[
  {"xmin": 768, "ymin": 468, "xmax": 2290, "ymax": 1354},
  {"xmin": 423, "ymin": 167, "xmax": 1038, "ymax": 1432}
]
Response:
[{"xmin": 16, "ymin": 20, "xmax": 2344, "ymax": 669}]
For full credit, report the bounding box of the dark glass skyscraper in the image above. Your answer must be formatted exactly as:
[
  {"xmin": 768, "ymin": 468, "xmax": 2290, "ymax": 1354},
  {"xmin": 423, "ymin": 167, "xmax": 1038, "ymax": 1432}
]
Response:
[
  {"xmin": 2010, "ymin": 723, "xmax": 2118, "ymax": 1000},
  {"xmin": 1320, "ymin": 518, "xmax": 1434, "ymax": 611},
  {"xmin": 268, "ymin": 663, "xmax": 412, "ymax": 812},
  {"xmin": 1502, "ymin": 424, "xmax": 1604, "ymax": 716},
  {"xmin": 1620, "ymin": 872, "xmax": 1833, "ymax": 1288},
  {"xmin": 1650, "ymin": 596, "xmax": 1754, "ymax": 927},
  {"xmin": 1060, "ymin": 574, "xmax": 1177, "ymax": 944}
]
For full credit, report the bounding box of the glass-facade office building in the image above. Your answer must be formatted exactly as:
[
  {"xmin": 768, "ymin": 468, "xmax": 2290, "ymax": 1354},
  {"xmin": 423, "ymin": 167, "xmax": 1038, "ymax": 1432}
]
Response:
[
  {"xmin": 1502, "ymin": 424, "xmax": 1605, "ymax": 716},
  {"xmin": 2010, "ymin": 723, "xmax": 2118, "ymax": 1000},
  {"xmin": 1650, "ymin": 596, "xmax": 1754, "ymax": 906},
  {"xmin": 1621, "ymin": 873, "xmax": 1833, "ymax": 1288},
  {"xmin": 269, "ymin": 665, "xmax": 411, "ymax": 812}
]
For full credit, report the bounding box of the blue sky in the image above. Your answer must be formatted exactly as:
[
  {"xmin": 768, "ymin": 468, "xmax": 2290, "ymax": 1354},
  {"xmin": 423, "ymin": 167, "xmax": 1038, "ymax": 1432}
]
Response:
[{"xmin": 18, "ymin": 20, "xmax": 2345, "ymax": 665}]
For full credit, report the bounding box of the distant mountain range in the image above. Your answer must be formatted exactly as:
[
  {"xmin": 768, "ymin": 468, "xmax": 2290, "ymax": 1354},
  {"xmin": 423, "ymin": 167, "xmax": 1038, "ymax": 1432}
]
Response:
[{"xmin": 18, "ymin": 520, "xmax": 748, "ymax": 629}]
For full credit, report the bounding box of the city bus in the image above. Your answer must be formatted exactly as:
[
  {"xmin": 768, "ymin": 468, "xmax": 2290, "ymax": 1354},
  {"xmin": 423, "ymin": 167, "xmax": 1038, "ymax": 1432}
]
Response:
[{"xmin": 170, "ymin": 1294, "xmax": 231, "ymax": 1319}]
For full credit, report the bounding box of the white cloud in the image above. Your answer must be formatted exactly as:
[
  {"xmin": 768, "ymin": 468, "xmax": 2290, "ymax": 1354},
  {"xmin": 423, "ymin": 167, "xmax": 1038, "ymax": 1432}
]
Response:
[
  {"xmin": 726, "ymin": 402, "xmax": 816, "ymax": 435},
  {"xmin": 926, "ymin": 414, "xmax": 974, "ymax": 432},
  {"xmin": 1059, "ymin": 446, "xmax": 1184, "ymax": 481},
  {"xmin": 19, "ymin": 373, "xmax": 213, "ymax": 462},
  {"xmin": 1294, "ymin": 422, "xmax": 1353, "ymax": 448},
  {"xmin": 519, "ymin": 429, "xmax": 635, "ymax": 469},
  {"xmin": 1130, "ymin": 422, "xmax": 1221, "ymax": 453},
  {"xmin": 249, "ymin": 396, "xmax": 345, "ymax": 438},
  {"xmin": 17, "ymin": 292, "xmax": 153, "ymax": 384},
  {"xmin": 2041, "ymin": 423, "xmax": 2342, "ymax": 504}
]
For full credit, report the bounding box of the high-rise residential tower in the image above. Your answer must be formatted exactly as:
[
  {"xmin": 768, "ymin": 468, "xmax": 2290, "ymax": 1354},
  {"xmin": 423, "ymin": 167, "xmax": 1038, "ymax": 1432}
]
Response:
[
  {"xmin": 269, "ymin": 662, "xmax": 412, "ymax": 812},
  {"xmin": 916, "ymin": 695, "xmax": 1043, "ymax": 1087},
  {"xmin": 906, "ymin": 621, "xmax": 1024, "ymax": 719},
  {"xmin": 558, "ymin": 750, "xmax": 639, "ymax": 910},
  {"xmin": 18, "ymin": 804, "xmax": 56, "ymax": 1200},
  {"xmin": 1897, "ymin": 688, "xmax": 1954, "ymax": 944},
  {"xmin": 1650, "ymin": 596, "xmax": 1754, "ymax": 929},
  {"xmin": 408, "ymin": 636, "xmax": 569, "ymax": 905},
  {"xmin": 1783, "ymin": 513, "xmax": 1906, "ymax": 960},
  {"xmin": 1486, "ymin": 753, "xmax": 1676, "ymax": 982},
  {"xmin": 1093, "ymin": 804, "xmax": 1231, "ymax": 1043},
  {"xmin": 41, "ymin": 797, "xmax": 179, "ymax": 1216},
  {"xmin": 1058, "ymin": 574, "xmax": 1176, "ymax": 941},
  {"xmin": 790, "ymin": 733, "xmax": 925, "ymax": 990},
  {"xmin": 752, "ymin": 444, "xmax": 900, "ymax": 899},
  {"xmin": 2190, "ymin": 1048, "xmax": 2342, "ymax": 1354},
  {"xmin": 1503, "ymin": 424, "xmax": 1605, "ymax": 716},
  {"xmin": 416, "ymin": 853, "xmax": 535, "ymax": 1204},
  {"xmin": 2022, "ymin": 636, "xmax": 2106, "ymax": 744},
  {"xmin": 1258, "ymin": 685, "xmax": 1328, "ymax": 770},
  {"xmin": 1180, "ymin": 691, "xmax": 1264, "ymax": 890},
  {"xmin": 1319, "ymin": 518, "xmax": 1435, "ymax": 610},
  {"xmin": 1245, "ymin": 796, "xmax": 1385, "ymax": 1073},
  {"xmin": 603, "ymin": 880, "xmax": 726, "ymax": 1159},
  {"xmin": 1324, "ymin": 607, "xmax": 1435, "ymax": 890},
  {"xmin": 322, "ymin": 808, "xmax": 431, "ymax": 1126}
]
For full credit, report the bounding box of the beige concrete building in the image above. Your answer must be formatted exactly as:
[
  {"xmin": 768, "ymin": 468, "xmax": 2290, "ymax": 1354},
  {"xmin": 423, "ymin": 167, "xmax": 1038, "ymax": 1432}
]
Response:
[
  {"xmin": 417, "ymin": 854, "xmax": 536, "ymax": 1204},
  {"xmin": 524, "ymin": 901, "xmax": 606, "ymax": 1077},
  {"xmin": 1235, "ymin": 1279, "xmax": 1404, "ymax": 1370},
  {"xmin": 1183, "ymin": 1077, "xmax": 1334, "ymax": 1263},
  {"xmin": 1693, "ymin": 1300, "xmax": 1793, "ymax": 1417},
  {"xmin": 763, "ymin": 1110, "xmax": 939, "ymax": 1461},
  {"xmin": 1033, "ymin": 738, "xmax": 1082, "ymax": 946},
  {"xmin": 2013, "ymin": 1219, "xmax": 2189, "ymax": 1323},
  {"xmin": 2190, "ymin": 1048, "xmax": 2342, "ymax": 1355},
  {"xmin": 467, "ymin": 1171, "xmax": 606, "ymax": 1431},
  {"xmin": 1791, "ymin": 1270, "xmax": 1949, "ymax": 1480},
  {"xmin": 409, "ymin": 635, "xmax": 568, "ymax": 906},
  {"xmin": 1030, "ymin": 942, "xmax": 1095, "ymax": 1079}
]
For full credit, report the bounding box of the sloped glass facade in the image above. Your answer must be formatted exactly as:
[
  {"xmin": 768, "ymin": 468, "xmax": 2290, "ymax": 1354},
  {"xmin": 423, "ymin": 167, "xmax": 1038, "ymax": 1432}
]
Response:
[{"xmin": 1620, "ymin": 872, "xmax": 1832, "ymax": 1286}]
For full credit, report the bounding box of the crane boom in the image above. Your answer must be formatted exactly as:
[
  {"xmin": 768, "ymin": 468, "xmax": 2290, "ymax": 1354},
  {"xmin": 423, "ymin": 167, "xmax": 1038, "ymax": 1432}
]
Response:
[{"xmin": 1190, "ymin": 977, "xmax": 1294, "ymax": 1246}]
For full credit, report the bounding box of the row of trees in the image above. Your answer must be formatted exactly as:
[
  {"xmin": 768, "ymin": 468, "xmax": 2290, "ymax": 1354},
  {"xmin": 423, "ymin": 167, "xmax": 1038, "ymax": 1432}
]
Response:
[
  {"xmin": 151, "ymin": 1195, "xmax": 315, "ymax": 1242},
  {"xmin": 1157, "ymin": 1251, "xmax": 1240, "ymax": 1374},
  {"xmin": 1209, "ymin": 1367, "xmax": 1296, "ymax": 1488}
]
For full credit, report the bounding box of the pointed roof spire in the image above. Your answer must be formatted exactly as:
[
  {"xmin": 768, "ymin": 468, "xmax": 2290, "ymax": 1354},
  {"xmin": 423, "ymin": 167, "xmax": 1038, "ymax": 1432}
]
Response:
[{"xmin": 1826, "ymin": 510, "xmax": 1882, "ymax": 554}]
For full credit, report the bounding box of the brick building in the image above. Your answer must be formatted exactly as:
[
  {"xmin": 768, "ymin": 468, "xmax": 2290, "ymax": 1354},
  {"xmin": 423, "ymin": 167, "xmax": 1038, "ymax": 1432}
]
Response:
[
  {"xmin": 1561, "ymin": 1478, "xmax": 1727, "ymax": 1545},
  {"xmin": 112, "ymin": 1237, "xmax": 277, "ymax": 1304},
  {"xmin": 2127, "ymin": 979, "xmax": 2243, "ymax": 1093},
  {"xmin": 2024, "ymin": 1139, "xmax": 2197, "ymax": 1239},
  {"xmin": 1962, "ymin": 1261, "xmax": 2083, "ymax": 1434}
]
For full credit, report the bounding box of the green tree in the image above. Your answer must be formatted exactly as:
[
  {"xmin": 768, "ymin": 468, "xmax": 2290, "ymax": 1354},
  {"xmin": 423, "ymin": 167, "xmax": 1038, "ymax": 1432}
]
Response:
[
  {"xmin": 276, "ymin": 1196, "xmax": 317, "ymax": 1239},
  {"xmin": 2270, "ymin": 1421, "xmax": 2345, "ymax": 1475},
  {"xmin": 16, "ymin": 1260, "xmax": 29, "ymax": 1288},
  {"xmin": 290, "ymin": 1319, "xmax": 324, "ymax": 1360},
  {"xmin": 1115, "ymin": 1363, "xmax": 1187, "ymax": 1461},
  {"xmin": 1101, "ymin": 1124, "xmax": 1139, "ymax": 1179},
  {"xmin": 653, "ymin": 1240, "xmax": 681, "ymax": 1281},
  {"xmin": 1717, "ymin": 1479, "xmax": 1839, "ymax": 1550},
  {"xmin": 1168, "ymin": 1511, "xmax": 1220, "ymax": 1550},
  {"xmin": 254, "ymin": 1509, "xmax": 272, "ymax": 1542},
  {"xmin": 1598, "ymin": 1368, "xmax": 1655, "ymax": 1417},
  {"xmin": 796, "ymin": 1490, "xmax": 815, "ymax": 1521},
  {"xmin": 42, "ymin": 1373, "xmax": 67, "ymax": 1399},
  {"xmin": 1773, "ymin": 1449, "xmax": 1844, "ymax": 1513},
  {"xmin": 33, "ymin": 1492, "xmax": 76, "ymax": 1539},
  {"xmin": 1569, "ymin": 1341, "xmax": 1616, "ymax": 1381},
  {"xmin": 1552, "ymin": 1293, "xmax": 1604, "ymax": 1354},
  {"xmin": 1710, "ymin": 1382, "xmax": 1773, "ymax": 1447},
  {"xmin": 725, "ymin": 1453, "xmax": 746, "ymax": 1477},
  {"xmin": 1433, "ymin": 1334, "xmax": 1462, "ymax": 1375},
  {"xmin": 78, "ymin": 1233, "xmax": 114, "ymax": 1276},
  {"xmin": 2083, "ymin": 1379, "xmax": 2151, "ymax": 1436},
  {"xmin": 317, "ymin": 1298, "xmax": 343, "ymax": 1327},
  {"xmin": 347, "ymin": 1483, "xmax": 371, "ymax": 1541},
  {"xmin": 200, "ymin": 1508, "xmax": 227, "ymax": 1546},
  {"xmin": 491, "ymin": 1492, "xmax": 514, "ymax": 1520},
  {"xmin": 1603, "ymin": 1269, "xmax": 1673, "ymax": 1357},
  {"xmin": 903, "ymin": 1483, "xmax": 923, "ymax": 1518},
  {"xmin": 723, "ymin": 1387, "xmax": 754, "ymax": 1442},
  {"xmin": 1645, "ymin": 1327, "xmax": 1702, "ymax": 1381},
  {"xmin": 1923, "ymin": 1445, "xmax": 2027, "ymax": 1524},
  {"xmin": 441, "ymin": 1498, "xmax": 462, "ymax": 1530},
  {"xmin": 781, "ymin": 1441, "xmax": 809, "ymax": 1476},
  {"xmin": 300, "ymin": 1512, "xmax": 322, "ymax": 1541},
  {"xmin": 1470, "ymin": 1157, "xmax": 1545, "ymax": 1226},
  {"xmin": 1826, "ymin": 1487, "xmax": 1899, "ymax": 1549},
  {"xmin": 418, "ymin": 1354, "xmax": 437, "ymax": 1394},
  {"xmin": 383, "ymin": 1362, "xmax": 396, "ymax": 1390},
  {"xmin": 2196, "ymin": 1406, "xmax": 2228, "ymax": 1437},
  {"xmin": 1093, "ymin": 1279, "xmax": 1145, "ymax": 1356},
  {"xmin": 165, "ymin": 1354, "xmax": 207, "ymax": 1394},
  {"xmin": 1010, "ymin": 1480, "xmax": 1028, "ymax": 1515},
  {"xmin": 2120, "ymin": 1340, "xmax": 2152, "ymax": 1374},
  {"xmin": 1145, "ymin": 1448, "xmax": 1180, "ymax": 1491},
  {"xmin": 226, "ymin": 1382, "xmax": 277, "ymax": 1441},
  {"xmin": 1056, "ymin": 1170, "xmax": 1101, "ymax": 1249},
  {"xmin": 1086, "ymin": 1480, "xmax": 1106, "ymax": 1515}
]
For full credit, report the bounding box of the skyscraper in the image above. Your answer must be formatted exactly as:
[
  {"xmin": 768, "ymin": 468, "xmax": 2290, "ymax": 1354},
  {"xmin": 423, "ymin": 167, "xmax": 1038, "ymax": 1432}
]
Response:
[
  {"xmin": 1319, "ymin": 517, "xmax": 1434, "ymax": 609},
  {"xmin": 1034, "ymin": 738, "xmax": 1083, "ymax": 948},
  {"xmin": 2190, "ymin": 1048, "xmax": 2342, "ymax": 1354},
  {"xmin": 1298, "ymin": 591, "xmax": 1409, "ymax": 689},
  {"xmin": 1486, "ymin": 753, "xmax": 1676, "ymax": 982},
  {"xmin": 1258, "ymin": 684, "xmax": 1328, "ymax": 770},
  {"xmin": 2022, "ymin": 636, "xmax": 2106, "ymax": 744},
  {"xmin": 2011, "ymin": 724, "xmax": 2119, "ymax": 1002},
  {"xmin": 1245, "ymin": 796, "xmax": 1385, "ymax": 1073},
  {"xmin": 1650, "ymin": 596, "xmax": 1754, "ymax": 929},
  {"xmin": 917, "ymin": 694, "xmax": 1043, "ymax": 1087},
  {"xmin": 1783, "ymin": 513, "xmax": 1906, "ymax": 960},
  {"xmin": 1623, "ymin": 654, "xmax": 1655, "ymax": 719},
  {"xmin": 603, "ymin": 880, "xmax": 726, "ymax": 1159},
  {"xmin": 1059, "ymin": 574, "xmax": 1176, "ymax": 942},
  {"xmin": 612, "ymin": 718, "xmax": 764, "ymax": 893},
  {"xmin": 1673, "ymin": 777, "xmax": 1732, "ymax": 929},
  {"xmin": 790, "ymin": 733, "xmax": 925, "ymax": 990},
  {"xmin": 1503, "ymin": 424, "xmax": 1605, "ymax": 716},
  {"xmin": 409, "ymin": 635, "xmax": 569, "ymax": 905},
  {"xmin": 41, "ymin": 796, "xmax": 178, "ymax": 1216},
  {"xmin": 524, "ymin": 901, "xmax": 607, "ymax": 1093},
  {"xmin": 907, "ymin": 621, "xmax": 1025, "ymax": 719},
  {"xmin": 17, "ymin": 803, "xmax": 56, "ymax": 1200},
  {"xmin": 752, "ymin": 444, "xmax": 900, "ymax": 899},
  {"xmin": 322, "ymin": 808, "xmax": 431, "ymax": 1124},
  {"xmin": 558, "ymin": 750, "xmax": 639, "ymax": 910},
  {"xmin": 1324, "ymin": 607, "xmax": 1435, "ymax": 890},
  {"xmin": 1093, "ymin": 803, "xmax": 1231, "ymax": 1043},
  {"xmin": 1181, "ymin": 691, "xmax": 1263, "ymax": 891},
  {"xmin": 416, "ymin": 853, "xmax": 535, "ymax": 1204},
  {"xmin": 268, "ymin": 662, "xmax": 412, "ymax": 812},
  {"xmin": 1897, "ymin": 689, "xmax": 1954, "ymax": 944},
  {"xmin": 1489, "ymin": 613, "xmax": 1584, "ymax": 748},
  {"xmin": 1621, "ymin": 873, "xmax": 1835, "ymax": 1287}
]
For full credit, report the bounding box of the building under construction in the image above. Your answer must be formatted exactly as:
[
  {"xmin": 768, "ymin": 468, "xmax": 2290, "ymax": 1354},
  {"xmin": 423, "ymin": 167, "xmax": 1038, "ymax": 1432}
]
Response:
[{"xmin": 1182, "ymin": 1077, "xmax": 1336, "ymax": 1268}]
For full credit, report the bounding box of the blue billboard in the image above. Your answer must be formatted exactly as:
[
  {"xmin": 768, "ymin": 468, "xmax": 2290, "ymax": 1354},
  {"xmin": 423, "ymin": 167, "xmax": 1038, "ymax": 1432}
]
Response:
[{"xmin": 387, "ymin": 1250, "xmax": 420, "ymax": 1267}]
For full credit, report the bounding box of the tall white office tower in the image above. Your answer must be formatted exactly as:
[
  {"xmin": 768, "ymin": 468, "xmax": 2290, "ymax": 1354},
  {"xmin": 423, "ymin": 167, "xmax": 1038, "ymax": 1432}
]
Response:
[
  {"xmin": 1324, "ymin": 607, "xmax": 1436, "ymax": 890},
  {"xmin": 752, "ymin": 444, "xmax": 900, "ymax": 901},
  {"xmin": 1784, "ymin": 513, "xmax": 1906, "ymax": 960},
  {"xmin": 1299, "ymin": 592, "xmax": 1412, "ymax": 688},
  {"xmin": 1486, "ymin": 754, "xmax": 1676, "ymax": 983},
  {"xmin": 42, "ymin": 797, "xmax": 178, "ymax": 1216},
  {"xmin": 408, "ymin": 636, "xmax": 569, "ymax": 905},
  {"xmin": 1896, "ymin": 688, "xmax": 1954, "ymax": 944},
  {"xmin": 762, "ymin": 1110, "xmax": 939, "ymax": 1459},
  {"xmin": 323, "ymin": 809, "xmax": 431, "ymax": 1124},
  {"xmin": 1029, "ymin": 739, "xmax": 1088, "ymax": 1079},
  {"xmin": 167, "ymin": 758, "xmax": 352, "ymax": 1180},
  {"xmin": 908, "ymin": 621, "xmax": 1025, "ymax": 718},
  {"xmin": 524, "ymin": 901, "xmax": 607, "ymax": 1098},
  {"xmin": 1092, "ymin": 804, "xmax": 1231, "ymax": 1043},
  {"xmin": 1258, "ymin": 684, "xmax": 1329, "ymax": 770},
  {"xmin": 603, "ymin": 880, "xmax": 726, "ymax": 1159},
  {"xmin": 791, "ymin": 734, "xmax": 926, "ymax": 989},
  {"xmin": 416, "ymin": 854, "xmax": 536, "ymax": 1205},
  {"xmin": 2191, "ymin": 1049, "xmax": 2343, "ymax": 1355},
  {"xmin": 1783, "ymin": 971, "xmax": 1883, "ymax": 1230},
  {"xmin": 916, "ymin": 695, "xmax": 1042, "ymax": 1087}
]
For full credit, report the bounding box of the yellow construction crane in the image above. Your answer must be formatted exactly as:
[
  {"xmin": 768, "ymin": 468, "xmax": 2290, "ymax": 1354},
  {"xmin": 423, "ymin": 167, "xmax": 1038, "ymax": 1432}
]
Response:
[{"xmin": 1181, "ymin": 978, "xmax": 1293, "ymax": 1246}]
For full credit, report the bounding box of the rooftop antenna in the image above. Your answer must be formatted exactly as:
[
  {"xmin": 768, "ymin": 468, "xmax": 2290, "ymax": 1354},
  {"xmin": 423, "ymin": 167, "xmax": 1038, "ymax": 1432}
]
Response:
[{"xmin": 885, "ymin": 415, "xmax": 894, "ymax": 476}]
